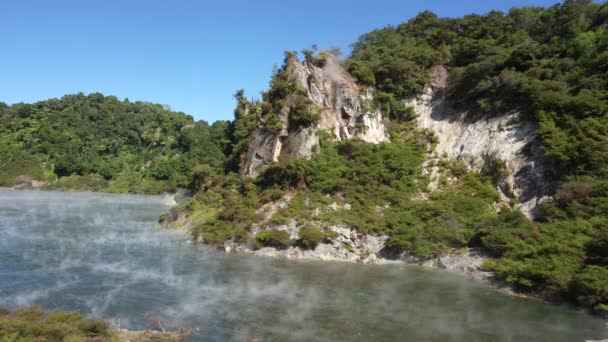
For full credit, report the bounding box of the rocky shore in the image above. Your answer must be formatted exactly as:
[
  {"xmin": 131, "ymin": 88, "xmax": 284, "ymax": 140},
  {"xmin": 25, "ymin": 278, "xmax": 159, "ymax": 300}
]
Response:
[
  {"xmin": 220, "ymin": 232, "xmax": 547, "ymax": 303},
  {"xmin": 221, "ymin": 222, "xmax": 494, "ymax": 281}
]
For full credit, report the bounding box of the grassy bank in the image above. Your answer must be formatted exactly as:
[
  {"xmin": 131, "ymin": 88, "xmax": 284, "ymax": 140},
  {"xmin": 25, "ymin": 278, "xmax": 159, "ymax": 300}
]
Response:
[{"xmin": 0, "ymin": 306, "xmax": 186, "ymax": 342}]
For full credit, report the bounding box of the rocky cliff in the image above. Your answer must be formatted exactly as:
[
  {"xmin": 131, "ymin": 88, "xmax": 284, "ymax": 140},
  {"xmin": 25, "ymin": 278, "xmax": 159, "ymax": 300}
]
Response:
[
  {"xmin": 241, "ymin": 58, "xmax": 553, "ymax": 216},
  {"xmin": 407, "ymin": 66, "xmax": 555, "ymax": 217},
  {"xmin": 242, "ymin": 56, "xmax": 387, "ymax": 177}
]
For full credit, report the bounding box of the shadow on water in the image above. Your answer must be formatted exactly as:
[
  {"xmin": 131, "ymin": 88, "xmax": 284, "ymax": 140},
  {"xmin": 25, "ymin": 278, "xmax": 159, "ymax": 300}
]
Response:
[{"xmin": 0, "ymin": 189, "xmax": 606, "ymax": 341}]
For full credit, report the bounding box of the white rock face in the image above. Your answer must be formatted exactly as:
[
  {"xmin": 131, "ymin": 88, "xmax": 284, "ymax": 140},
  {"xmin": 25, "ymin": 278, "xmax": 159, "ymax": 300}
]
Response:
[
  {"xmin": 423, "ymin": 248, "xmax": 494, "ymax": 281},
  {"xmin": 233, "ymin": 223, "xmax": 390, "ymax": 264},
  {"xmin": 408, "ymin": 66, "xmax": 554, "ymax": 217},
  {"xmin": 242, "ymin": 56, "xmax": 387, "ymax": 177}
]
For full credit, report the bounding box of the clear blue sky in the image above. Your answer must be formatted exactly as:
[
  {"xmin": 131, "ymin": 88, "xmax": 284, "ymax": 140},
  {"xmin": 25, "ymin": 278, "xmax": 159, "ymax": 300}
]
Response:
[{"xmin": 1, "ymin": 0, "xmax": 559, "ymax": 122}]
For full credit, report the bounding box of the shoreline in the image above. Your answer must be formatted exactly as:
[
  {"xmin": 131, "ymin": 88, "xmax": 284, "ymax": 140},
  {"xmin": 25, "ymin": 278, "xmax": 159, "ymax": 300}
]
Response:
[
  {"xmin": 215, "ymin": 240, "xmax": 595, "ymax": 313},
  {"xmin": 223, "ymin": 240, "xmax": 528, "ymax": 296}
]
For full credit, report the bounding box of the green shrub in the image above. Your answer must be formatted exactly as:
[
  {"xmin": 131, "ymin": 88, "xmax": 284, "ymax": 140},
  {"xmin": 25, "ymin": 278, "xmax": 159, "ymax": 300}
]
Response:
[
  {"xmin": 267, "ymin": 213, "xmax": 290, "ymax": 225},
  {"xmin": 570, "ymin": 265, "xmax": 608, "ymax": 309},
  {"xmin": 196, "ymin": 221, "xmax": 235, "ymax": 245},
  {"xmin": 556, "ymin": 181, "xmax": 594, "ymax": 207},
  {"xmin": 265, "ymin": 113, "xmax": 283, "ymax": 133},
  {"xmin": 346, "ymin": 60, "xmax": 376, "ymax": 85},
  {"xmin": 0, "ymin": 158, "xmax": 46, "ymax": 187},
  {"xmin": 148, "ymin": 159, "xmax": 177, "ymax": 181},
  {"xmin": 478, "ymin": 209, "xmax": 535, "ymax": 257},
  {"xmin": 0, "ymin": 307, "xmax": 112, "ymax": 341},
  {"xmin": 587, "ymin": 225, "xmax": 608, "ymax": 266},
  {"xmin": 45, "ymin": 174, "xmax": 108, "ymax": 192},
  {"xmin": 255, "ymin": 229, "xmax": 293, "ymax": 249},
  {"xmin": 261, "ymin": 186, "xmax": 286, "ymax": 203},
  {"xmin": 301, "ymin": 49, "xmax": 314, "ymax": 63},
  {"xmin": 375, "ymin": 92, "xmax": 416, "ymax": 122},
  {"xmin": 289, "ymin": 94, "xmax": 321, "ymax": 128},
  {"xmin": 298, "ymin": 224, "xmax": 326, "ymax": 249}
]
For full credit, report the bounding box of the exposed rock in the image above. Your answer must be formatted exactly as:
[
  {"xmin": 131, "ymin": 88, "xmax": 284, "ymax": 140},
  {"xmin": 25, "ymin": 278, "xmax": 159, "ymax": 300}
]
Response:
[
  {"xmin": 10, "ymin": 176, "xmax": 48, "ymax": 190},
  {"xmin": 225, "ymin": 226, "xmax": 496, "ymax": 284},
  {"xmin": 255, "ymin": 192, "xmax": 294, "ymax": 223},
  {"xmin": 229, "ymin": 224, "xmax": 389, "ymax": 264},
  {"xmin": 408, "ymin": 65, "xmax": 555, "ymax": 217},
  {"xmin": 161, "ymin": 195, "xmax": 178, "ymax": 207},
  {"xmin": 30, "ymin": 180, "xmax": 48, "ymax": 188},
  {"xmin": 243, "ymin": 128, "xmax": 284, "ymax": 178},
  {"xmin": 242, "ymin": 56, "xmax": 387, "ymax": 177},
  {"xmin": 422, "ymin": 248, "xmax": 494, "ymax": 281}
]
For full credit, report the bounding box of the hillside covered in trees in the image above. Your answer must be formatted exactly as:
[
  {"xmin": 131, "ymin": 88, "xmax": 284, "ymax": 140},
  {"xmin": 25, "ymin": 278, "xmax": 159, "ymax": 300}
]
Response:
[{"xmin": 0, "ymin": 93, "xmax": 229, "ymax": 193}]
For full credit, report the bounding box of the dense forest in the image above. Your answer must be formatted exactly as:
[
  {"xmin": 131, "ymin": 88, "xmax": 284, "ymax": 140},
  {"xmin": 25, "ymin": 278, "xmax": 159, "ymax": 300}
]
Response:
[
  {"xmin": 2, "ymin": 0, "xmax": 608, "ymax": 316},
  {"xmin": 0, "ymin": 93, "xmax": 229, "ymax": 193}
]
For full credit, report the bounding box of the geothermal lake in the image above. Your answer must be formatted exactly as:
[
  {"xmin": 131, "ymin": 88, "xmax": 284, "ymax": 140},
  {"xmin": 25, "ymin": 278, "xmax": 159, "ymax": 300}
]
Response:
[{"xmin": 0, "ymin": 189, "xmax": 606, "ymax": 341}]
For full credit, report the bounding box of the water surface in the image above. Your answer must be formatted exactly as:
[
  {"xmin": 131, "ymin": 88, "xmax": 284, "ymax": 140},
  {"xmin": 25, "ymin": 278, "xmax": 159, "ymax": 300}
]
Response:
[{"xmin": 0, "ymin": 189, "xmax": 606, "ymax": 341}]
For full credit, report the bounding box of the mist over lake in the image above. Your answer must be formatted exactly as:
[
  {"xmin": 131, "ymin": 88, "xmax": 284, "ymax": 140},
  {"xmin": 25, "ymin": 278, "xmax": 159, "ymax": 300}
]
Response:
[{"xmin": 0, "ymin": 189, "xmax": 605, "ymax": 341}]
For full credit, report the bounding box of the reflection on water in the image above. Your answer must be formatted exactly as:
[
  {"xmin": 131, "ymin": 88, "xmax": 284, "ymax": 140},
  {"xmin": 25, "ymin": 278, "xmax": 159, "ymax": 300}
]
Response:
[{"xmin": 0, "ymin": 189, "xmax": 606, "ymax": 341}]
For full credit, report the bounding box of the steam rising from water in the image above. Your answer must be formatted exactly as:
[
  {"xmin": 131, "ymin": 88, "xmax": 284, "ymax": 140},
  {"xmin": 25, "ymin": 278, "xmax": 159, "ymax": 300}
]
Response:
[{"xmin": 0, "ymin": 189, "xmax": 605, "ymax": 341}]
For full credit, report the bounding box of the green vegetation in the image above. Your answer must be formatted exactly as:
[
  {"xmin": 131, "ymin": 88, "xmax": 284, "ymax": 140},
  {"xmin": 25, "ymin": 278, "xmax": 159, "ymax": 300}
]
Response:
[
  {"xmin": 255, "ymin": 229, "xmax": 293, "ymax": 249},
  {"xmin": 0, "ymin": 93, "xmax": 228, "ymax": 193},
  {"xmin": 0, "ymin": 306, "xmax": 113, "ymax": 342},
  {"xmin": 44, "ymin": 174, "xmax": 109, "ymax": 192},
  {"xmin": 0, "ymin": 158, "xmax": 47, "ymax": 187},
  {"xmin": 261, "ymin": 52, "xmax": 321, "ymax": 132},
  {"xmin": 185, "ymin": 122, "xmax": 497, "ymax": 259},
  {"xmin": 298, "ymin": 224, "xmax": 336, "ymax": 249},
  {"xmin": 349, "ymin": 1, "xmax": 608, "ymax": 178},
  {"xmin": 340, "ymin": 0, "xmax": 608, "ymax": 313}
]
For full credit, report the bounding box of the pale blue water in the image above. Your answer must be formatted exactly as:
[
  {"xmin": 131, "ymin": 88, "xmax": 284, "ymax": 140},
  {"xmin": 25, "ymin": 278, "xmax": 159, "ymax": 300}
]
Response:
[{"xmin": 0, "ymin": 189, "xmax": 606, "ymax": 341}]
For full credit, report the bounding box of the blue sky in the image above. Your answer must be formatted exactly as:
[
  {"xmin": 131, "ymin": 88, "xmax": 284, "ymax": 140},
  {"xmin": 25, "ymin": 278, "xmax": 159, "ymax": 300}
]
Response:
[{"xmin": 1, "ymin": 0, "xmax": 559, "ymax": 122}]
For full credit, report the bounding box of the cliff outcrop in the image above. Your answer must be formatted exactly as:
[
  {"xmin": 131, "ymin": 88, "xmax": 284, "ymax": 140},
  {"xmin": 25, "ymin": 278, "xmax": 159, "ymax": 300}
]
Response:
[
  {"xmin": 408, "ymin": 66, "xmax": 555, "ymax": 217},
  {"xmin": 242, "ymin": 56, "xmax": 387, "ymax": 177}
]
